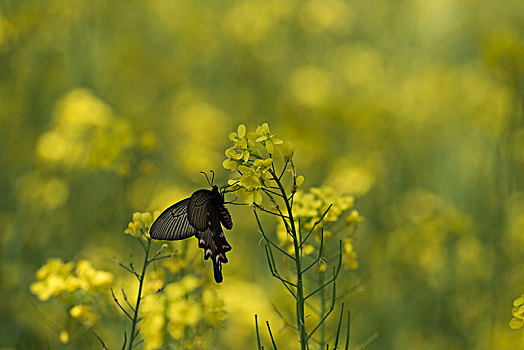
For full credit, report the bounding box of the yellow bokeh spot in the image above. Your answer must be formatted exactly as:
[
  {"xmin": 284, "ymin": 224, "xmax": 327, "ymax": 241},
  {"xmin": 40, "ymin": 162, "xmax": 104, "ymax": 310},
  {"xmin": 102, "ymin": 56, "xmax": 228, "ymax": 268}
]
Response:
[
  {"xmin": 70, "ymin": 305, "xmax": 87, "ymax": 318},
  {"xmin": 289, "ymin": 65, "xmax": 332, "ymax": 108},
  {"xmin": 36, "ymin": 88, "xmax": 136, "ymax": 172},
  {"xmin": 332, "ymin": 44, "xmax": 384, "ymax": 89},
  {"xmin": 59, "ymin": 331, "xmax": 69, "ymax": 344},
  {"xmin": 171, "ymin": 98, "xmax": 230, "ymax": 173},
  {"xmin": 300, "ymin": 0, "xmax": 353, "ymax": 33},
  {"xmin": 16, "ymin": 173, "xmax": 69, "ymax": 211},
  {"xmin": 224, "ymin": 0, "xmax": 293, "ymax": 45}
]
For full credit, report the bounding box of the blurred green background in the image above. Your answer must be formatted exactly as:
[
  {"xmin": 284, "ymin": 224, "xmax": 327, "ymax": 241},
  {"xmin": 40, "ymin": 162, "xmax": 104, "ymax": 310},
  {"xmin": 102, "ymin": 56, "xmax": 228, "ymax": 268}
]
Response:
[{"xmin": 1, "ymin": 0, "xmax": 524, "ymax": 348}]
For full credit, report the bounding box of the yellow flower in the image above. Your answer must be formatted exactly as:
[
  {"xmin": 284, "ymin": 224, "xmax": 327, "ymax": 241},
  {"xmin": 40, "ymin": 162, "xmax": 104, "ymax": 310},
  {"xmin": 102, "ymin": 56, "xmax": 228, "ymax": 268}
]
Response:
[
  {"xmin": 280, "ymin": 140, "xmax": 296, "ymax": 160},
  {"xmin": 254, "ymin": 122, "xmax": 283, "ymax": 154},
  {"xmin": 181, "ymin": 275, "xmax": 201, "ymax": 292},
  {"xmin": 223, "ymin": 124, "xmax": 251, "ymax": 172},
  {"xmin": 202, "ymin": 289, "xmax": 228, "ymax": 327},
  {"xmin": 125, "ymin": 211, "xmax": 156, "ymax": 237},
  {"xmin": 317, "ymin": 262, "xmax": 327, "ymax": 272},
  {"xmin": 90, "ymin": 270, "xmax": 113, "ymax": 288},
  {"xmin": 167, "ymin": 299, "xmax": 202, "ymax": 339},
  {"xmin": 223, "ymin": 158, "xmax": 239, "ymax": 171},
  {"xmin": 254, "ymin": 158, "xmax": 272, "ymax": 171},
  {"xmin": 235, "ymin": 186, "xmax": 263, "ymax": 205},
  {"xmin": 302, "ymin": 244, "xmax": 314, "ymax": 255},
  {"xmin": 59, "ymin": 331, "xmax": 69, "ymax": 344},
  {"xmin": 238, "ymin": 166, "xmax": 262, "ymax": 189},
  {"xmin": 76, "ymin": 260, "xmax": 113, "ymax": 291},
  {"xmin": 70, "ymin": 304, "xmax": 87, "ymax": 318},
  {"xmin": 30, "ymin": 281, "xmax": 54, "ymax": 301},
  {"xmin": 229, "ymin": 124, "xmax": 247, "ymax": 140},
  {"xmin": 124, "ymin": 221, "xmax": 141, "ymax": 237},
  {"xmin": 510, "ymin": 295, "xmax": 524, "ymax": 329},
  {"xmin": 342, "ymin": 238, "xmax": 358, "ymax": 270},
  {"xmin": 141, "ymin": 295, "xmax": 166, "ymax": 350},
  {"xmin": 35, "ymin": 258, "xmax": 74, "ymax": 280},
  {"xmin": 346, "ymin": 210, "xmax": 363, "ymax": 227},
  {"xmin": 296, "ymin": 175, "xmax": 305, "ymax": 187},
  {"xmin": 69, "ymin": 304, "xmax": 97, "ymax": 327},
  {"xmin": 141, "ymin": 212, "xmax": 153, "ymax": 228},
  {"xmin": 144, "ymin": 269, "xmax": 165, "ymax": 294},
  {"xmin": 30, "ymin": 258, "xmax": 78, "ymax": 301}
]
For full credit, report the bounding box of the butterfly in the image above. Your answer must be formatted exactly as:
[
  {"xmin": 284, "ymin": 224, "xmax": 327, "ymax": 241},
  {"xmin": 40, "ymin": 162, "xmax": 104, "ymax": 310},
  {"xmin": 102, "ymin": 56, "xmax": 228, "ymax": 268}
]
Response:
[{"xmin": 149, "ymin": 174, "xmax": 233, "ymax": 283}]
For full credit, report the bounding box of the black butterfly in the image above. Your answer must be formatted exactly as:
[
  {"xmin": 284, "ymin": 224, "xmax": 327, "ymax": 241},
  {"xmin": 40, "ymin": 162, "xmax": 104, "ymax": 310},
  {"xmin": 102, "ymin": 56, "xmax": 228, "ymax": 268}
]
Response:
[{"xmin": 149, "ymin": 177, "xmax": 233, "ymax": 283}]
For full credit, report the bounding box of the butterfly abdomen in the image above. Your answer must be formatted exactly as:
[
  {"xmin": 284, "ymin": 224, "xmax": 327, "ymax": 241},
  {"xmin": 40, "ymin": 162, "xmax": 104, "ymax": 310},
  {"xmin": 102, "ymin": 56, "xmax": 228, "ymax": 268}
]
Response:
[{"xmin": 218, "ymin": 205, "xmax": 233, "ymax": 230}]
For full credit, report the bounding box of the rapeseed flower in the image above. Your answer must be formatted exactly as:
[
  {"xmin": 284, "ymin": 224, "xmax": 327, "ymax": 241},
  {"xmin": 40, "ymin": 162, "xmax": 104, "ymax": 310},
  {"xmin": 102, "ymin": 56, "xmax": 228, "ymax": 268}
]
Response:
[
  {"xmin": 510, "ymin": 295, "xmax": 524, "ymax": 329},
  {"xmin": 223, "ymin": 123, "xmax": 294, "ymax": 205},
  {"xmin": 253, "ymin": 122, "xmax": 283, "ymax": 154},
  {"xmin": 30, "ymin": 258, "xmax": 113, "ymax": 332},
  {"xmin": 124, "ymin": 211, "xmax": 155, "ymax": 238}
]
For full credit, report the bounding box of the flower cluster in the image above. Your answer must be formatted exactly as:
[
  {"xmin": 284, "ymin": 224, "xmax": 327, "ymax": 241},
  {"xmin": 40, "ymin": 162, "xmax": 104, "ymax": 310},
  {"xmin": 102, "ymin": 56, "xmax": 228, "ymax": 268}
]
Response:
[
  {"xmin": 276, "ymin": 186, "xmax": 362, "ymax": 268},
  {"xmin": 30, "ymin": 258, "xmax": 113, "ymax": 343},
  {"xmin": 36, "ymin": 88, "xmax": 156, "ymax": 177},
  {"xmin": 294, "ymin": 186, "xmax": 358, "ymax": 227},
  {"xmin": 124, "ymin": 211, "xmax": 158, "ymax": 238},
  {"xmin": 30, "ymin": 258, "xmax": 113, "ymax": 301},
  {"xmin": 223, "ymin": 123, "xmax": 296, "ymax": 204},
  {"xmin": 510, "ymin": 295, "xmax": 524, "ymax": 330},
  {"xmin": 140, "ymin": 274, "xmax": 228, "ymax": 350}
]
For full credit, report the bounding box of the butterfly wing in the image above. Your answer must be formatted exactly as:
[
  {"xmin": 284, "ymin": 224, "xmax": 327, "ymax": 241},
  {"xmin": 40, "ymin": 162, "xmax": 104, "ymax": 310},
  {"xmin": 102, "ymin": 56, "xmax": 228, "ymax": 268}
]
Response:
[
  {"xmin": 149, "ymin": 198, "xmax": 198, "ymax": 240},
  {"xmin": 187, "ymin": 189, "xmax": 215, "ymax": 231},
  {"xmin": 188, "ymin": 188, "xmax": 232, "ymax": 283}
]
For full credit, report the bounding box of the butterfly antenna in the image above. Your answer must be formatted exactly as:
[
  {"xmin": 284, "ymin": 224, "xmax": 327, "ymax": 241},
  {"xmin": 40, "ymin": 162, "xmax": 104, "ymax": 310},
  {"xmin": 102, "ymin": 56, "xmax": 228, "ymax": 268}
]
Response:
[
  {"xmin": 200, "ymin": 171, "xmax": 212, "ymax": 187},
  {"xmin": 210, "ymin": 170, "xmax": 215, "ymax": 186}
]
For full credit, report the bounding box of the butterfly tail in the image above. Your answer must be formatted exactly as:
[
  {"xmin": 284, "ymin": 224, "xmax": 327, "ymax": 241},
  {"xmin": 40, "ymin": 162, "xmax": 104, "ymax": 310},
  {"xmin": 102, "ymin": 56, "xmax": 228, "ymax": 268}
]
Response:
[{"xmin": 196, "ymin": 229, "xmax": 232, "ymax": 283}]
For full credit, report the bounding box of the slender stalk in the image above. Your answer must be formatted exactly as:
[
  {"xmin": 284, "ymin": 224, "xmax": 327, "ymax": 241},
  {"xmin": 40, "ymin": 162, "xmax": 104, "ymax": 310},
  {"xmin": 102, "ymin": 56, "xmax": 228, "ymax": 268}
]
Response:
[
  {"xmin": 255, "ymin": 314, "xmax": 262, "ymax": 350},
  {"xmin": 266, "ymin": 321, "xmax": 278, "ymax": 350},
  {"xmin": 128, "ymin": 238, "xmax": 152, "ymax": 350},
  {"xmin": 319, "ymin": 271, "xmax": 326, "ymax": 349},
  {"xmin": 269, "ymin": 169, "xmax": 307, "ymax": 350}
]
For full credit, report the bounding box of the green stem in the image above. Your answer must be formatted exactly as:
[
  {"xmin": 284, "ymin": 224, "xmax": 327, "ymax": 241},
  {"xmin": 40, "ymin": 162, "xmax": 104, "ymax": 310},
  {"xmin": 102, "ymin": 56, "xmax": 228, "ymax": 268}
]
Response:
[
  {"xmin": 269, "ymin": 169, "xmax": 307, "ymax": 350},
  {"xmin": 128, "ymin": 238, "xmax": 151, "ymax": 350},
  {"xmin": 319, "ymin": 271, "xmax": 326, "ymax": 348}
]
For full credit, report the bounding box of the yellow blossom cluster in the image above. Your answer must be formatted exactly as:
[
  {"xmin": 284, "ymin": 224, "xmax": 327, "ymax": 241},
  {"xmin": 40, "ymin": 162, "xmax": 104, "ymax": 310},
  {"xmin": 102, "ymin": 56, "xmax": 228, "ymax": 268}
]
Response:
[
  {"xmin": 30, "ymin": 258, "xmax": 113, "ymax": 301},
  {"xmin": 30, "ymin": 258, "xmax": 113, "ymax": 340},
  {"xmin": 276, "ymin": 186, "xmax": 362, "ymax": 269},
  {"xmin": 124, "ymin": 211, "xmax": 158, "ymax": 238},
  {"xmin": 140, "ymin": 274, "xmax": 228, "ymax": 350},
  {"xmin": 36, "ymin": 89, "xmax": 148, "ymax": 176},
  {"xmin": 510, "ymin": 295, "xmax": 524, "ymax": 330},
  {"xmin": 294, "ymin": 186, "xmax": 358, "ymax": 227},
  {"xmin": 223, "ymin": 123, "xmax": 297, "ymax": 205}
]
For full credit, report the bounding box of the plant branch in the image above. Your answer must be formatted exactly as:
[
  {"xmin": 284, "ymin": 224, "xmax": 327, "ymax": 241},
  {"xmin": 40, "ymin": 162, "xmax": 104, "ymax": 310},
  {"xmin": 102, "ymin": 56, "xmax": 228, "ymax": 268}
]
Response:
[
  {"xmin": 266, "ymin": 321, "xmax": 278, "ymax": 350},
  {"xmin": 333, "ymin": 303, "xmax": 345, "ymax": 349},
  {"xmin": 306, "ymin": 279, "xmax": 337, "ymax": 342},
  {"xmin": 265, "ymin": 245, "xmax": 297, "ymax": 299},
  {"xmin": 121, "ymin": 289, "xmax": 135, "ymax": 313},
  {"xmin": 269, "ymin": 168, "xmax": 308, "ymax": 350},
  {"xmin": 254, "ymin": 203, "xmax": 288, "ymax": 219},
  {"xmin": 304, "ymin": 241, "xmax": 342, "ymax": 300},
  {"xmin": 255, "ymin": 314, "xmax": 262, "ymax": 350},
  {"xmin": 278, "ymin": 160, "xmax": 289, "ymax": 180},
  {"xmin": 111, "ymin": 288, "xmax": 133, "ymax": 320},
  {"xmin": 299, "ymin": 205, "xmax": 332, "ymax": 248},
  {"xmin": 127, "ymin": 238, "xmax": 152, "ymax": 350},
  {"xmin": 302, "ymin": 228, "xmax": 325, "ymax": 274},
  {"xmin": 254, "ymin": 209, "xmax": 295, "ymax": 260}
]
